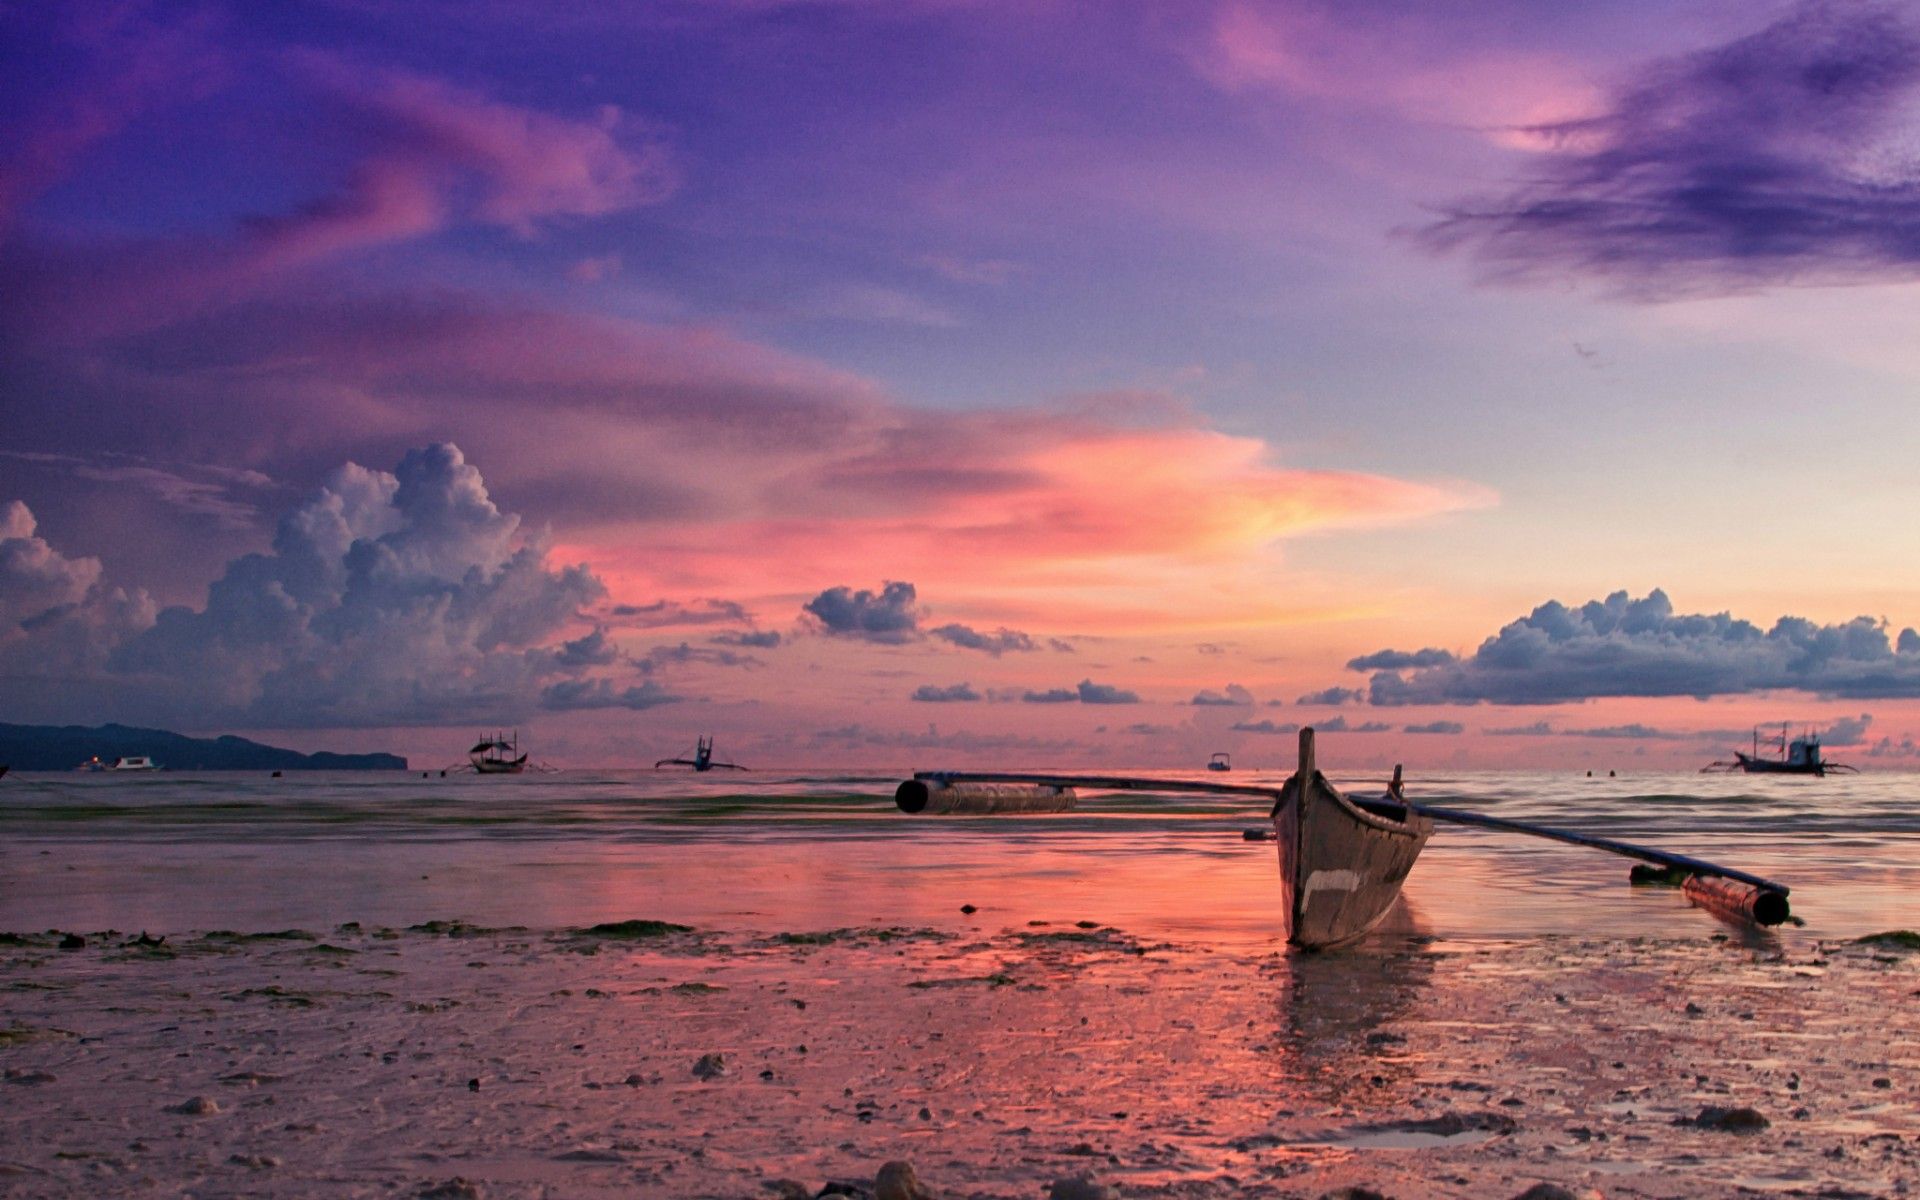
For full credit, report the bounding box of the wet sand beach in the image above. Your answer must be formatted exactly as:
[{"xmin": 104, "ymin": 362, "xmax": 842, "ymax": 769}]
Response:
[
  {"xmin": 3, "ymin": 919, "xmax": 1916, "ymax": 1198},
  {"xmin": 3, "ymin": 769, "xmax": 1918, "ymax": 1196}
]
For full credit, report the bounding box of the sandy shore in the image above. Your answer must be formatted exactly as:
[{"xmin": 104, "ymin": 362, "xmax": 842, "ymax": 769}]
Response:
[{"xmin": 2, "ymin": 919, "xmax": 1916, "ymax": 1198}]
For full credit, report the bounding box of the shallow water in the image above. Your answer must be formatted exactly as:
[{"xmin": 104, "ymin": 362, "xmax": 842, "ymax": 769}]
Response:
[{"xmin": 1, "ymin": 767, "xmax": 1914, "ymax": 942}]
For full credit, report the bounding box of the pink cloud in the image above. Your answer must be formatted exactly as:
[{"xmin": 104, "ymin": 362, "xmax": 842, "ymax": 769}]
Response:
[
  {"xmin": 250, "ymin": 55, "xmax": 676, "ymax": 269},
  {"xmin": 1199, "ymin": 3, "xmax": 1599, "ymax": 136}
]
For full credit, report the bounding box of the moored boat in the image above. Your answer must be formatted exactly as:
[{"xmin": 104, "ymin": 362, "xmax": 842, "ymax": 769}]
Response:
[
  {"xmin": 1703, "ymin": 724, "xmax": 1855, "ymax": 776},
  {"xmin": 1270, "ymin": 727, "xmax": 1431, "ymax": 950},
  {"xmin": 469, "ymin": 732, "xmax": 528, "ymax": 774},
  {"xmin": 109, "ymin": 755, "xmax": 160, "ymax": 771},
  {"xmin": 1207, "ymin": 752, "xmax": 1231, "ymax": 772}
]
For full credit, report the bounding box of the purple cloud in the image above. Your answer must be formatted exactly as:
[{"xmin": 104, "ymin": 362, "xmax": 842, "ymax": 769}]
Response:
[
  {"xmin": 912, "ymin": 682, "xmax": 981, "ymax": 703},
  {"xmin": 802, "ymin": 581, "xmax": 922, "ymax": 644},
  {"xmin": 1422, "ymin": 3, "xmax": 1920, "ymax": 298},
  {"xmin": 930, "ymin": 623, "xmax": 1038, "ymax": 655},
  {"xmin": 1361, "ymin": 589, "xmax": 1920, "ymax": 705}
]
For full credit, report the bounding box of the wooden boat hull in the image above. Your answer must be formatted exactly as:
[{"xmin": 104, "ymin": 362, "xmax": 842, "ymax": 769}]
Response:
[
  {"xmin": 473, "ymin": 755, "xmax": 528, "ymax": 774},
  {"xmin": 1273, "ymin": 731, "xmax": 1432, "ymax": 950}
]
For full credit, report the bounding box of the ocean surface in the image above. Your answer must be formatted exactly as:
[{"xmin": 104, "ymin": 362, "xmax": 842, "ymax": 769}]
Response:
[{"xmin": 1, "ymin": 767, "xmax": 1914, "ymax": 945}]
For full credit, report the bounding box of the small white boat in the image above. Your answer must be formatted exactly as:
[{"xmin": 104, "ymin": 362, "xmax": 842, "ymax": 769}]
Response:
[
  {"xmin": 109, "ymin": 756, "xmax": 161, "ymax": 771},
  {"xmin": 1207, "ymin": 752, "xmax": 1232, "ymax": 772}
]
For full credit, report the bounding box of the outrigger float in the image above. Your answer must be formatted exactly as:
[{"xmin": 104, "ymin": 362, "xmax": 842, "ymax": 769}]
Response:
[{"xmin": 897, "ymin": 726, "xmax": 1792, "ymax": 950}]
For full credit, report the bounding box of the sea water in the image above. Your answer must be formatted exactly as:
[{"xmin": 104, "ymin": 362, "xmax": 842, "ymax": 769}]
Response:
[{"xmin": 0, "ymin": 768, "xmax": 1913, "ymax": 943}]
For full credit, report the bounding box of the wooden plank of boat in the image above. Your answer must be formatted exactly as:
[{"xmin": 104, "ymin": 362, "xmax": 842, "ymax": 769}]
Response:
[{"xmin": 1272, "ymin": 726, "xmax": 1431, "ymax": 950}]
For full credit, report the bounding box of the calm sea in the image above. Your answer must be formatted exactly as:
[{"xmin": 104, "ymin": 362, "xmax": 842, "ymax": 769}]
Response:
[{"xmin": 1, "ymin": 768, "xmax": 1913, "ymax": 944}]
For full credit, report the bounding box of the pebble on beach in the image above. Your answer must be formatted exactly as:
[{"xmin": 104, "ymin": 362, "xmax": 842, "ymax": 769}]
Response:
[
  {"xmin": 168, "ymin": 1096, "xmax": 220, "ymax": 1116},
  {"xmin": 875, "ymin": 1160, "xmax": 930, "ymax": 1200},
  {"xmin": 1687, "ymin": 1105, "xmax": 1770, "ymax": 1132},
  {"xmin": 692, "ymin": 1052, "xmax": 728, "ymax": 1080},
  {"xmin": 1047, "ymin": 1175, "xmax": 1113, "ymax": 1200}
]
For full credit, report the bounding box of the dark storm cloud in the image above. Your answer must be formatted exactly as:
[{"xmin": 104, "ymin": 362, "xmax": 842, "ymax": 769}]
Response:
[
  {"xmin": 802, "ymin": 581, "xmax": 922, "ymax": 644},
  {"xmin": 1422, "ymin": 3, "xmax": 1920, "ymax": 298},
  {"xmin": 930, "ymin": 623, "xmax": 1038, "ymax": 655},
  {"xmin": 1358, "ymin": 589, "xmax": 1920, "ymax": 705},
  {"xmin": 1403, "ymin": 721, "xmax": 1464, "ymax": 735},
  {"xmin": 912, "ymin": 682, "xmax": 982, "ymax": 703}
]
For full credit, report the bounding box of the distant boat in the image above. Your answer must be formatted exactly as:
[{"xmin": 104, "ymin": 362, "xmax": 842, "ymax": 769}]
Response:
[
  {"xmin": 76, "ymin": 756, "xmax": 107, "ymax": 772},
  {"xmin": 109, "ymin": 756, "xmax": 160, "ymax": 771},
  {"xmin": 469, "ymin": 732, "xmax": 528, "ymax": 775},
  {"xmin": 1702, "ymin": 725, "xmax": 1856, "ymax": 777},
  {"xmin": 1207, "ymin": 752, "xmax": 1232, "ymax": 772},
  {"xmin": 655, "ymin": 735, "xmax": 746, "ymax": 772}
]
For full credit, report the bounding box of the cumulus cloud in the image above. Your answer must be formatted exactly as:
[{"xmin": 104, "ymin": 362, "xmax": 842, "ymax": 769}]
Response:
[
  {"xmin": 930, "ymin": 623, "xmax": 1038, "ymax": 655},
  {"xmin": 803, "ymin": 581, "xmax": 922, "ymax": 644},
  {"xmin": 1403, "ymin": 720, "xmax": 1465, "ymax": 735},
  {"xmin": 610, "ymin": 599, "xmax": 750, "ymax": 627},
  {"xmin": 0, "ymin": 444, "xmax": 644, "ymax": 728},
  {"xmin": 539, "ymin": 679, "xmax": 680, "ymax": 711},
  {"xmin": 1078, "ymin": 679, "xmax": 1141, "ymax": 705},
  {"xmin": 912, "ymin": 682, "xmax": 981, "ymax": 703},
  {"xmin": 1486, "ymin": 721, "xmax": 1557, "ymax": 736},
  {"xmin": 633, "ymin": 642, "xmax": 762, "ymax": 672},
  {"xmin": 1231, "ymin": 719, "xmax": 1299, "ymax": 735},
  {"xmin": 1348, "ymin": 647, "xmax": 1456, "ymax": 671},
  {"xmin": 1190, "ymin": 684, "xmax": 1254, "ymax": 706},
  {"xmin": 1358, "ymin": 589, "xmax": 1920, "ymax": 705},
  {"xmin": 1422, "ymin": 3, "xmax": 1920, "ymax": 298},
  {"xmin": 712, "ymin": 629, "xmax": 782, "ymax": 648},
  {"xmin": 0, "ymin": 502, "xmax": 103, "ymax": 628},
  {"xmin": 1296, "ymin": 685, "xmax": 1364, "ymax": 706},
  {"xmin": 1022, "ymin": 687, "xmax": 1078, "ymax": 704}
]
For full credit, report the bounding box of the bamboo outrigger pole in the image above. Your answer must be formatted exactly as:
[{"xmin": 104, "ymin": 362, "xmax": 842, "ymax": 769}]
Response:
[{"xmin": 903, "ymin": 770, "xmax": 1791, "ymax": 926}]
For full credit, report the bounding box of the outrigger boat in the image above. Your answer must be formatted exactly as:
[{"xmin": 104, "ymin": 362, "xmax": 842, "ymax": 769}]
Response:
[
  {"xmin": 654, "ymin": 735, "xmax": 747, "ymax": 772},
  {"xmin": 1703, "ymin": 724, "xmax": 1856, "ymax": 776},
  {"xmin": 899, "ymin": 725, "xmax": 1792, "ymax": 949},
  {"xmin": 469, "ymin": 732, "xmax": 528, "ymax": 774}
]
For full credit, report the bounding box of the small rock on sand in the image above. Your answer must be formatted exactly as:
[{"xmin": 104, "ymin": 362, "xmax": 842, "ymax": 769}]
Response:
[
  {"xmin": 169, "ymin": 1096, "xmax": 220, "ymax": 1116},
  {"xmin": 417, "ymin": 1181, "xmax": 482, "ymax": 1200},
  {"xmin": 4, "ymin": 1068, "xmax": 56, "ymax": 1086},
  {"xmin": 763, "ymin": 1180, "xmax": 810, "ymax": 1200},
  {"xmin": 1318, "ymin": 1189, "xmax": 1391, "ymax": 1200},
  {"xmin": 1686, "ymin": 1105, "xmax": 1770, "ymax": 1132},
  {"xmin": 1048, "ymin": 1176, "xmax": 1113, "ymax": 1200},
  {"xmin": 228, "ymin": 1153, "xmax": 280, "ymax": 1170},
  {"xmin": 875, "ymin": 1160, "xmax": 929, "ymax": 1200},
  {"xmin": 1508, "ymin": 1185, "xmax": 1595, "ymax": 1200},
  {"xmin": 58, "ymin": 933, "xmax": 84, "ymax": 950},
  {"xmin": 692, "ymin": 1052, "xmax": 728, "ymax": 1080}
]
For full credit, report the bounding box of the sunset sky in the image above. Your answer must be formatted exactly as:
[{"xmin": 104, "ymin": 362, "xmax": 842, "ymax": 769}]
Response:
[{"xmin": 7, "ymin": 0, "xmax": 1920, "ymax": 768}]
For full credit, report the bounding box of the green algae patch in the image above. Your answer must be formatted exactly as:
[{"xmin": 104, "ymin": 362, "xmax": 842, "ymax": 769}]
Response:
[
  {"xmin": 223, "ymin": 986, "xmax": 317, "ymax": 1008},
  {"xmin": 1855, "ymin": 930, "xmax": 1920, "ymax": 951},
  {"xmin": 773, "ymin": 926, "xmax": 950, "ymax": 948},
  {"xmin": 0, "ymin": 933, "xmax": 46, "ymax": 948},
  {"xmin": 669, "ymin": 981, "xmax": 727, "ymax": 994},
  {"xmin": 408, "ymin": 920, "xmax": 517, "ymax": 938},
  {"xmin": 908, "ymin": 972, "xmax": 1017, "ymax": 989},
  {"xmin": 0, "ymin": 1023, "xmax": 77, "ymax": 1045},
  {"xmin": 578, "ymin": 920, "xmax": 694, "ymax": 939}
]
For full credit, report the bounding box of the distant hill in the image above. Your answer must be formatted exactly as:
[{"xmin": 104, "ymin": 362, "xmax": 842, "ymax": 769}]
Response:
[{"xmin": 0, "ymin": 723, "xmax": 407, "ymax": 771}]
